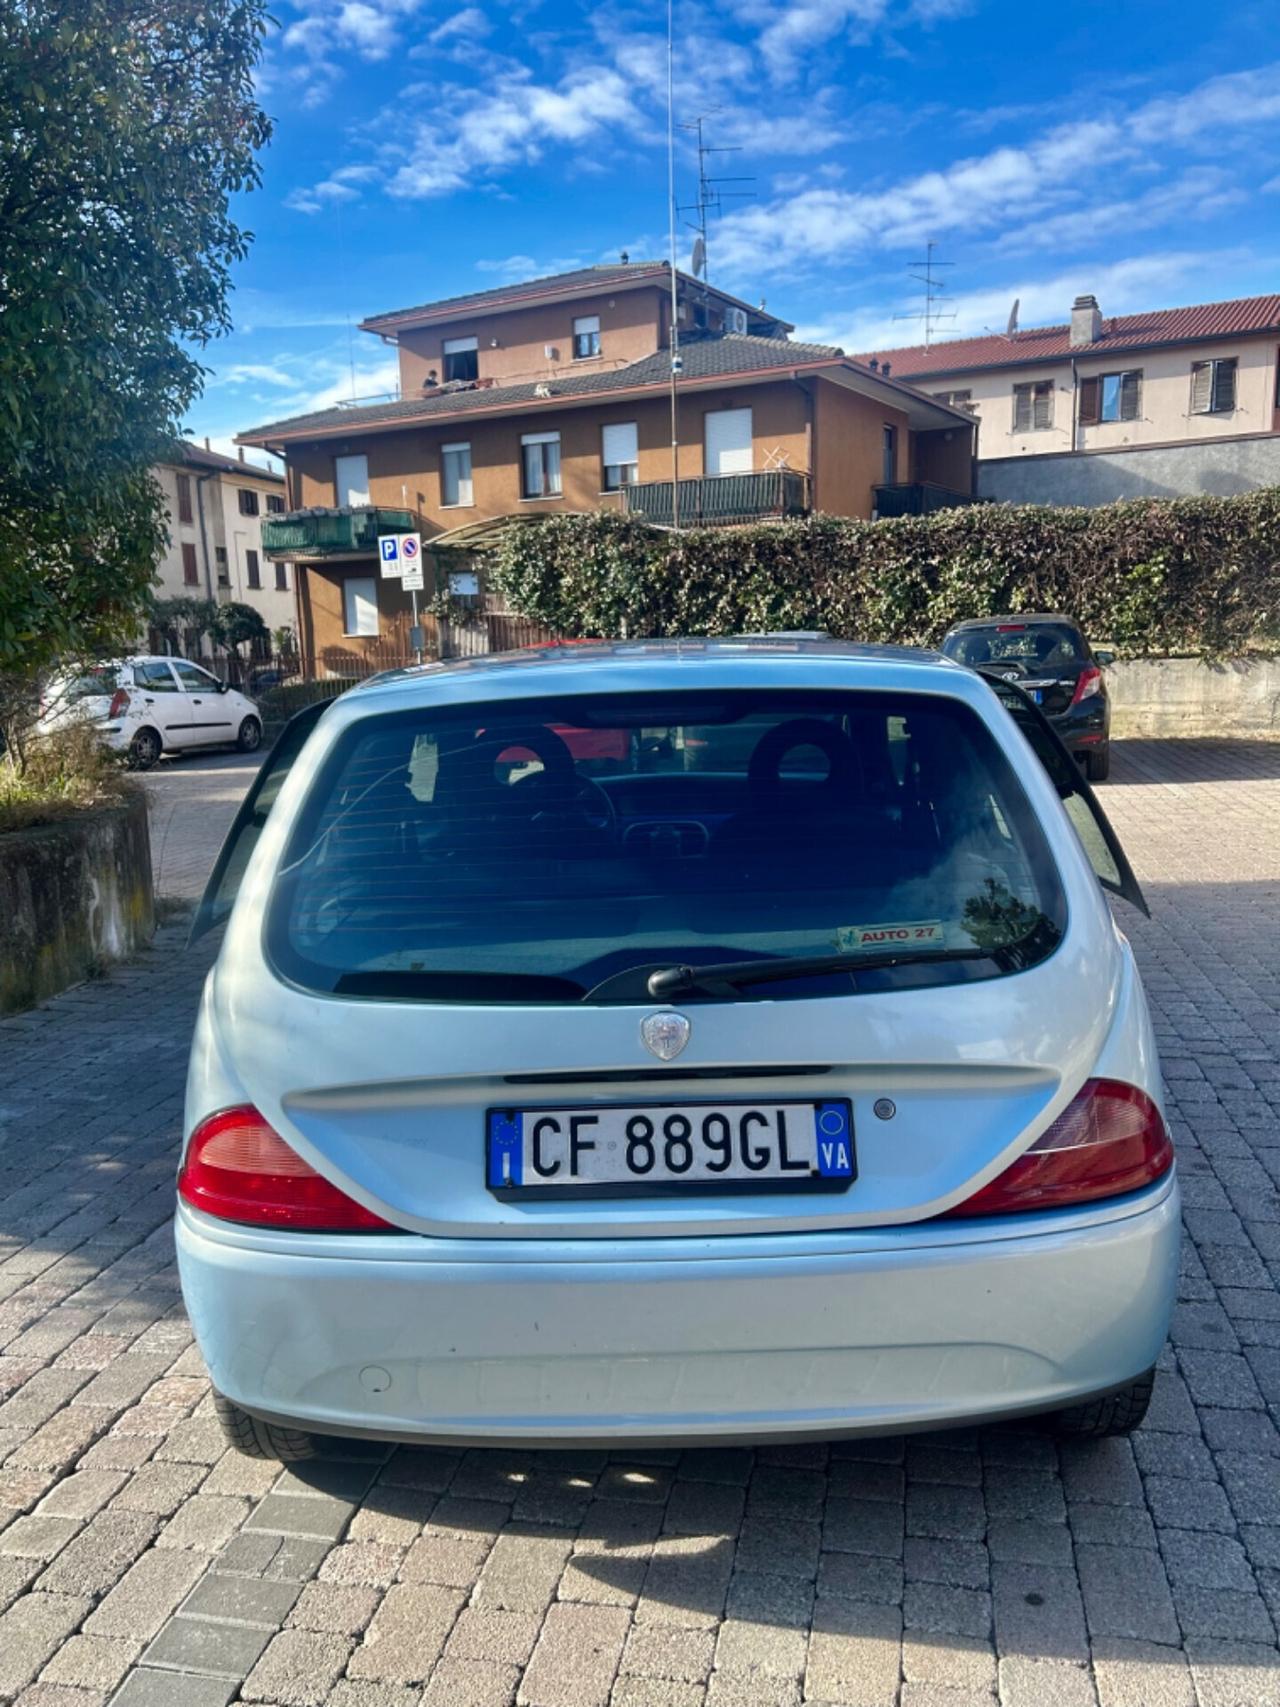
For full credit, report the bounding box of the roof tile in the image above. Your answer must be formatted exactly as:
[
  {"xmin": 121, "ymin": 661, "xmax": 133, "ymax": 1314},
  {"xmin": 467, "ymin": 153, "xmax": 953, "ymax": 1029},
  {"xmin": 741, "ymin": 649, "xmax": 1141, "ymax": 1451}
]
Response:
[{"xmin": 858, "ymin": 294, "xmax": 1280, "ymax": 377}]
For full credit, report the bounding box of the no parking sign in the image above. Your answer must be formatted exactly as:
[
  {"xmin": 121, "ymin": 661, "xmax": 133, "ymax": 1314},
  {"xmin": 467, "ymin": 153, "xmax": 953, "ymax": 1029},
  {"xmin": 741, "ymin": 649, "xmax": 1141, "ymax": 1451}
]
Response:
[{"xmin": 399, "ymin": 532, "xmax": 424, "ymax": 590}]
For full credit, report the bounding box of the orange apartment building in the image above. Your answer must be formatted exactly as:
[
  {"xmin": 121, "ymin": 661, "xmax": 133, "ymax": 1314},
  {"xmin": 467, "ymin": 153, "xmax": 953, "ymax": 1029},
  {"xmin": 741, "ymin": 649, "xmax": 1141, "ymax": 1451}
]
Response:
[{"xmin": 239, "ymin": 260, "xmax": 977, "ymax": 669}]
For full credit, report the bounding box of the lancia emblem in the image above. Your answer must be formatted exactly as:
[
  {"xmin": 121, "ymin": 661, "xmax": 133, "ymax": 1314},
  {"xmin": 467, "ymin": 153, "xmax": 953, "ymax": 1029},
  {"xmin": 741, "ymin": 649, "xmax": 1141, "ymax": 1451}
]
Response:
[
  {"xmin": 1001, "ymin": 671, "xmax": 1021, "ymax": 683},
  {"xmin": 641, "ymin": 1011, "xmax": 691, "ymax": 1061}
]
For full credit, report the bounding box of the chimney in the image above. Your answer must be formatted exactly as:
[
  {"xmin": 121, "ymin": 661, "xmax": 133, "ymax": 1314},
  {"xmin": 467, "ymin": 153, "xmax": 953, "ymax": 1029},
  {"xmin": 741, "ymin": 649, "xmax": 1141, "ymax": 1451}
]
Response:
[
  {"xmin": 238, "ymin": 447, "xmax": 245, "ymax": 462},
  {"xmin": 620, "ymin": 249, "xmax": 629, "ymax": 264},
  {"xmin": 1070, "ymin": 294, "xmax": 1102, "ymax": 347},
  {"xmin": 204, "ymin": 436, "xmax": 211, "ymax": 450}
]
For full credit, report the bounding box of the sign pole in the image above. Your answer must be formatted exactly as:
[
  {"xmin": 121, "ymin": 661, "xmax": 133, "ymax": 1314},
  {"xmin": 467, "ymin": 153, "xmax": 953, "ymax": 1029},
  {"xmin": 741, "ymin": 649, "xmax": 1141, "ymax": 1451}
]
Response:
[{"xmin": 411, "ymin": 589, "xmax": 422, "ymax": 663}]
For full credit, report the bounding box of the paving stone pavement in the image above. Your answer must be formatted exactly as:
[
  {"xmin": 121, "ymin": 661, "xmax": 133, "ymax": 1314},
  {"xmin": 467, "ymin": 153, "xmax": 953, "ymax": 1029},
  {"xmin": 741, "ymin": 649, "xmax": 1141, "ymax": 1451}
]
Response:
[
  {"xmin": 139, "ymin": 751, "xmax": 263, "ymax": 901},
  {"xmin": 0, "ymin": 737, "xmax": 1278, "ymax": 1707}
]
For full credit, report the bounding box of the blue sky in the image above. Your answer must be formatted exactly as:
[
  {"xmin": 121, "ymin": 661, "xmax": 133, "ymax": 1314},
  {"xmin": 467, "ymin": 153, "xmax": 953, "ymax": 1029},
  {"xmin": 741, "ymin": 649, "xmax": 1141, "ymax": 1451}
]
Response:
[{"xmin": 190, "ymin": 0, "xmax": 1280, "ymax": 467}]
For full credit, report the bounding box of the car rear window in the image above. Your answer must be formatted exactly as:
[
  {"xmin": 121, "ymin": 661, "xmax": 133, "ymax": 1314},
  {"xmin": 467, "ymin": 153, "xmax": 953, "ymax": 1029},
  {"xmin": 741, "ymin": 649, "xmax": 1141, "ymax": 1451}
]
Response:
[
  {"xmin": 943, "ymin": 623, "xmax": 1087, "ymax": 672},
  {"xmin": 267, "ymin": 689, "xmax": 1066, "ymax": 1004}
]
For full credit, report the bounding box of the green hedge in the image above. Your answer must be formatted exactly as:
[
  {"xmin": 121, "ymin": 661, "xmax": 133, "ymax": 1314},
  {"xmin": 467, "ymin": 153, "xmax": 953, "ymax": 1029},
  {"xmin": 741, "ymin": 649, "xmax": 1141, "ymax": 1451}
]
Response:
[{"xmin": 491, "ymin": 490, "xmax": 1280, "ymax": 658}]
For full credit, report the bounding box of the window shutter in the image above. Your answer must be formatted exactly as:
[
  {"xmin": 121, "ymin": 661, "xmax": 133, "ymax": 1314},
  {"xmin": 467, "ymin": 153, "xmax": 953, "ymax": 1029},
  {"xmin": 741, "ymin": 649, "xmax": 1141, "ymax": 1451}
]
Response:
[
  {"xmin": 1078, "ymin": 377, "xmax": 1101, "ymax": 426},
  {"xmin": 1212, "ymin": 358, "xmax": 1236, "ymax": 412},
  {"xmin": 1032, "ymin": 383, "xmax": 1053, "ymax": 430},
  {"xmin": 1013, "ymin": 385, "xmax": 1031, "ymax": 432},
  {"xmin": 1190, "ymin": 362, "xmax": 1212, "ymax": 414},
  {"xmin": 1120, "ymin": 371, "xmax": 1141, "ymax": 421},
  {"xmin": 602, "ymin": 423, "xmax": 637, "ymax": 469},
  {"xmin": 704, "ymin": 408, "xmax": 753, "ymax": 475}
]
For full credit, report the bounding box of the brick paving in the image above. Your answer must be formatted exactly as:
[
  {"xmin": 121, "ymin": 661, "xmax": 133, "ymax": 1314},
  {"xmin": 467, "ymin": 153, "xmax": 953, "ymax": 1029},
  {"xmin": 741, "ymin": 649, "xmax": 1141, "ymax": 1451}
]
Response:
[{"xmin": 0, "ymin": 737, "xmax": 1277, "ymax": 1706}]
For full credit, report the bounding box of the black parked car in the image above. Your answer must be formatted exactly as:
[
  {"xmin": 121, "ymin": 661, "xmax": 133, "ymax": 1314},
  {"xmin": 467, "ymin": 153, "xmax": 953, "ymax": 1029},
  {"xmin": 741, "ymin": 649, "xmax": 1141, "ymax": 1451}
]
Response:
[{"xmin": 940, "ymin": 614, "xmax": 1114, "ymax": 780}]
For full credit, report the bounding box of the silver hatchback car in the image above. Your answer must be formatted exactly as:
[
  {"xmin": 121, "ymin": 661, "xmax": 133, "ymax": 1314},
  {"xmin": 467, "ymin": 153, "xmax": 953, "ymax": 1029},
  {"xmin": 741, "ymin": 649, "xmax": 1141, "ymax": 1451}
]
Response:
[{"xmin": 177, "ymin": 641, "xmax": 1177, "ymax": 1459}]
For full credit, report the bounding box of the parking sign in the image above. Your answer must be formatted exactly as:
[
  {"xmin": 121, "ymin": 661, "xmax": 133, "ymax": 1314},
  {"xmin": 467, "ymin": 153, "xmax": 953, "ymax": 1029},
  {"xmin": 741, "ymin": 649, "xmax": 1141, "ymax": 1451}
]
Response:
[{"xmin": 378, "ymin": 535, "xmax": 401, "ymax": 578}]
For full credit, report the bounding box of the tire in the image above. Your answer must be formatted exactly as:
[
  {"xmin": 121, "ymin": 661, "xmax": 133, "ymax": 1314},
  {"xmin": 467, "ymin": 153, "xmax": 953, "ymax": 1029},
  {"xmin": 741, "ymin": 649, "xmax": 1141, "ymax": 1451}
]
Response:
[
  {"xmin": 1047, "ymin": 1368, "xmax": 1155, "ymax": 1438},
  {"xmin": 213, "ymin": 1390, "xmax": 317, "ymax": 1461},
  {"xmin": 126, "ymin": 727, "xmax": 162, "ymax": 771},
  {"xmin": 236, "ymin": 716, "xmax": 263, "ymax": 754},
  {"xmin": 1086, "ymin": 746, "xmax": 1111, "ymax": 783}
]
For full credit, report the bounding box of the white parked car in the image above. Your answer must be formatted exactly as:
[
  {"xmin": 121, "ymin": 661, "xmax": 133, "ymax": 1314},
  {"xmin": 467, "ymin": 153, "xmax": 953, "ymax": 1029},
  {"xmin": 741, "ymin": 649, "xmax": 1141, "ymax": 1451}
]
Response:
[
  {"xmin": 38, "ymin": 656, "xmax": 262, "ymax": 769},
  {"xmin": 177, "ymin": 640, "xmax": 1177, "ymax": 1459}
]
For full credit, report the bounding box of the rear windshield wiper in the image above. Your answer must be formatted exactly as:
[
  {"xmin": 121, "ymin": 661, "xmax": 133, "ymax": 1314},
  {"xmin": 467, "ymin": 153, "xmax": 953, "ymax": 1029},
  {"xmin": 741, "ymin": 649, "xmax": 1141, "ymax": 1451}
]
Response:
[{"xmin": 646, "ymin": 946, "xmax": 1005, "ymax": 1000}]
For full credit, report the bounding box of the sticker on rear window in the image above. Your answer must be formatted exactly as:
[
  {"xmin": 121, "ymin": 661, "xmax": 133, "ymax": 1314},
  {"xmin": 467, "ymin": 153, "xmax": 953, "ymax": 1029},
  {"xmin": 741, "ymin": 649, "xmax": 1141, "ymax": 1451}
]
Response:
[{"xmin": 836, "ymin": 921, "xmax": 945, "ymax": 952}]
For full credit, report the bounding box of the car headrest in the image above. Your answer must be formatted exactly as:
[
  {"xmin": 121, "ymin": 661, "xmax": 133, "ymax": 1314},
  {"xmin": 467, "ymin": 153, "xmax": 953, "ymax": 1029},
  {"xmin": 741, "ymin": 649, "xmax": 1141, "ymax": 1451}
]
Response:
[
  {"xmin": 747, "ymin": 718, "xmax": 863, "ymax": 798},
  {"xmin": 436, "ymin": 724, "xmax": 577, "ymax": 813}
]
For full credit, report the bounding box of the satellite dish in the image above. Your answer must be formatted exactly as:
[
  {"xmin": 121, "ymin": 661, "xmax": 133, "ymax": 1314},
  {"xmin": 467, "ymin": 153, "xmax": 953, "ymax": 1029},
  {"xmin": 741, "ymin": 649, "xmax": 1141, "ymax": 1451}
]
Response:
[
  {"xmin": 1006, "ymin": 298, "xmax": 1020, "ymax": 336},
  {"xmin": 691, "ymin": 236, "xmax": 707, "ymax": 278}
]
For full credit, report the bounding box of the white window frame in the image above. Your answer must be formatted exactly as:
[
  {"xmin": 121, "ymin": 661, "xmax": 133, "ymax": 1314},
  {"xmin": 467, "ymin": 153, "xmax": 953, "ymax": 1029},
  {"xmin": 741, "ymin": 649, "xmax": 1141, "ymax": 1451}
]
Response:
[
  {"xmin": 704, "ymin": 407, "xmax": 753, "ymax": 476},
  {"xmin": 601, "ymin": 422, "xmax": 639, "ymax": 491},
  {"xmin": 442, "ymin": 335, "xmax": 479, "ymax": 382},
  {"xmin": 573, "ymin": 315, "xmax": 601, "ymax": 360},
  {"xmin": 441, "ymin": 441, "xmax": 473, "ymax": 508},
  {"xmin": 334, "ymin": 454, "xmax": 370, "ymax": 507},
  {"xmin": 342, "ymin": 576, "xmax": 379, "ymax": 638},
  {"xmin": 521, "ymin": 431, "xmax": 563, "ymax": 499}
]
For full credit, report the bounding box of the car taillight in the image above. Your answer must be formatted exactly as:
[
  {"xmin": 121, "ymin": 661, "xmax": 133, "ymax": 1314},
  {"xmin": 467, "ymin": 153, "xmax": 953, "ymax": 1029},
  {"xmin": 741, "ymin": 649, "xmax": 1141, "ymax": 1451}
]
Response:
[
  {"xmin": 1070, "ymin": 665, "xmax": 1103, "ymax": 705},
  {"xmin": 940, "ymin": 1080, "xmax": 1172, "ymax": 1218},
  {"xmin": 107, "ymin": 689, "xmax": 130, "ymax": 719},
  {"xmin": 178, "ymin": 1105, "xmax": 395, "ymax": 1232}
]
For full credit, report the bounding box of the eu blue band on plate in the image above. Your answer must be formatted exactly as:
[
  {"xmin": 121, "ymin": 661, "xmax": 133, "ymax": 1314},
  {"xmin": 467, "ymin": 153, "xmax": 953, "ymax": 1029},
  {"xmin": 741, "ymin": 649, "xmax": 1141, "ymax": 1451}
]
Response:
[
  {"xmin": 814, "ymin": 1101, "xmax": 854, "ymax": 1178},
  {"xmin": 488, "ymin": 1110, "xmax": 523, "ymax": 1188}
]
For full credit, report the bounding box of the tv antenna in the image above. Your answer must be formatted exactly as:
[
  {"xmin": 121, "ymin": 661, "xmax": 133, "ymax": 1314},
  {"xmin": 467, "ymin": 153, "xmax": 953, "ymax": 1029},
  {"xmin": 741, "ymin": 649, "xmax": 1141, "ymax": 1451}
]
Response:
[
  {"xmin": 892, "ymin": 240, "xmax": 956, "ymax": 349},
  {"xmin": 677, "ymin": 113, "xmax": 754, "ymax": 283}
]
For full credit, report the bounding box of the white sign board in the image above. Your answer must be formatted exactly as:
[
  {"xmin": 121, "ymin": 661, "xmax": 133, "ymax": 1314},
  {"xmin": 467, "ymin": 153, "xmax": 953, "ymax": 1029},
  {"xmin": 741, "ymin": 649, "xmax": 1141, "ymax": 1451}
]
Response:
[
  {"xmin": 399, "ymin": 532, "xmax": 425, "ymax": 591},
  {"xmin": 378, "ymin": 535, "xmax": 402, "ymax": 578}
]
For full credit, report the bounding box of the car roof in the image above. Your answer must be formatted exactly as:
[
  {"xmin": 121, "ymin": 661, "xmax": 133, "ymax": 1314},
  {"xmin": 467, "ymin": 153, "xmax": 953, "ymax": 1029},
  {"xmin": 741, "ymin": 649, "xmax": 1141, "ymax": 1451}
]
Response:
[
  {"xmin": 943, "ymin": 614, "xmax": 1080, "ymax": 633},
  {"xmin": 331, "ymin": 636, "xmax": 989, "ymax": 717}
]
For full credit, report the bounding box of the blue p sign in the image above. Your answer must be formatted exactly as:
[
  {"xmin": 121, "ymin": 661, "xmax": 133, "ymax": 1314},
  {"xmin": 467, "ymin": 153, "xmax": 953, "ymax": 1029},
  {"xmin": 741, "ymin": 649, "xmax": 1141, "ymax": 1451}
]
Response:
[{"xmin": 379, "ymin": 537, "xmax": 398, "ymax": 562}]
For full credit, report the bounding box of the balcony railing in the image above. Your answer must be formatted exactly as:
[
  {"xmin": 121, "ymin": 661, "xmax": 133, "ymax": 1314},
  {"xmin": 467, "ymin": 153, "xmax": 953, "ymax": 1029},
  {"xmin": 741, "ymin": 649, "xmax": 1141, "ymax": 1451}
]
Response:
[
  {"xmin": 624, "ymin": 470, "xmax": 811, "ymax": 529},
  {"xmin": 872, "ymin": 482, "xmax": 978, "ymax": 519},
  {"xmin": 260, "ymin": 505, "xmax": 418, "ymax": 559}
]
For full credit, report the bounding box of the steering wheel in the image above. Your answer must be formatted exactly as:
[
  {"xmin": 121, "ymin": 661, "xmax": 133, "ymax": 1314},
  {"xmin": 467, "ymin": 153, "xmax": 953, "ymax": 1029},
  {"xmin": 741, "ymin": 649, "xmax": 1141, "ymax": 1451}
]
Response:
[{"xmin": 512, "ymin": 769, "xmax": 617, "ymax": 837}]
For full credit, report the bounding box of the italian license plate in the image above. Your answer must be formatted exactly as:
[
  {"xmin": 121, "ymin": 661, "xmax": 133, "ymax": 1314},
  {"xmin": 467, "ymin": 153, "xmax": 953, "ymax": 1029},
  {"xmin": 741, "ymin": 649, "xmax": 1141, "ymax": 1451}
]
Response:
[
  {"xmin": 486, "ymin": 1099, "xmax": 855, "ymax": 1198},
  {"xmin": 1029, "ymin": 689, "xmax": 1043, "ymax": 704}
]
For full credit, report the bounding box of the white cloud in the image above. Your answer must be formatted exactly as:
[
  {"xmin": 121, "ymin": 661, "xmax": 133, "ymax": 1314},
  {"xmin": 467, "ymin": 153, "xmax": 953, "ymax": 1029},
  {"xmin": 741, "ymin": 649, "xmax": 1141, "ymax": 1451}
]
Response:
[
  {"xmin": 282, "ymin": 0, "xmax": 426, "ymax": 64},
  {"xmin": 993, "ymin": 167, "xmax": 1244, "ymax": 255},
  {"xmin": 212, "ymin": 364, "xmax": 299, "ymax": 388},
  {"xmin": 752, "ymin": 0, "xmax": 890, "ymax": 81},
  {"xmin": 715, "ymin": 62, "xmax": 1280, "ymax": 278},
  {"xmin": 803, "ymin": 250, "xmax": 1241, "ymax": 355},
  {"xmin": 385, "ymin": 66, "xmax": 639, "ymax": 198},
  {"xmin": 1262, "ymin": 175, "xmax": 1280, "ymax": 195},
  {"xmin": 430, "ymin": 6, "xmax": 489, "ymax": 43}
]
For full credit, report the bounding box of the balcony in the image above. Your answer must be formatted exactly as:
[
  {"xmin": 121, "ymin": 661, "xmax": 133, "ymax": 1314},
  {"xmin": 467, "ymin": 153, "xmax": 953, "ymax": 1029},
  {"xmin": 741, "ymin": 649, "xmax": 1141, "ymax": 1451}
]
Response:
[
  {"xmin": 623, "ymin": 470, "xmax": 810, "ymax": 529},
  {"xmin": 872, "ymin": 483, "xmax": 978, "ymax": 519},
  {"xmin": 260, "ymin": 505, "xmax": 418, "ymax": 559}
]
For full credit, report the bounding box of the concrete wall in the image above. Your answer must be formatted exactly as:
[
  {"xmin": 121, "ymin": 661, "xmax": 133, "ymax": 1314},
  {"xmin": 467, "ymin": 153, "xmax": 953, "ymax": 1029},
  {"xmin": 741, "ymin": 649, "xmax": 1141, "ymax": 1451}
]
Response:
[
  {"xmin": 918, "ymin": 334, "xmax": 1279, "ymax": 460},
  {"xmin": 977, "ymin": 433, "xmax": 1280, "ymax": 506},
  {"xmin": 1108, "ymin": 656, "xmax": 1280, "ymax": 739},
  {"xmin": 0, "ymin": 793, "xmax": 154, "ymax": 1015}
]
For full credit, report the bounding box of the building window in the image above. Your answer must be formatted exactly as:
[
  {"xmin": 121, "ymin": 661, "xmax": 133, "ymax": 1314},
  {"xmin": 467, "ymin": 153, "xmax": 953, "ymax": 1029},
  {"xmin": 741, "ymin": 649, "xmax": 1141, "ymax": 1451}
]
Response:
[
  {"xmin": 334, "ymin": 454, "xmax": 370, "ymax": 506},
  {"xmin": 573, "ymin": 315, "xmax": 601, "ymax": 360},
  {"xmin": 443, "ymin": 336, "xmax": 479, "ymax": 382},
  {"xmin": 704, "ymin": 407, "xmax": 753, "ymax": 476},
  {"xmin": 1013, "ymin": 379, "xmax": 1054, "ymax": 432},
  {"xmin": 266, "ymin": 494, "xmax": 285, "ymax": 513},
  {"xmin": 176, "ymin": 474, "xmax": 193, "ymax": 524},
  {"xmin": 521, "ymin": 432, "xmax": 562, "ymax": 499},
  {"xmin": 343, "ymin": 576, "xmax": 379, "ymax": 637},
  {"xmin": 181, "ymin": 541, "xmax": 199, "ymax": 586},
  {"xmin": 602, "ymin": 422, "xmax": 639, "ymax": 490},
  {"xmin": 933, "ymin": 389, "xmax": 972, "ymax": 408},
  {"xmin": 275, "ymin": 561, "xmax": 288, "ymax": 591},
  {"xmin": 441, "ymin": 442, "xmax": 473, "ymax": 507},
  {"xmin": 1190, "ymin": 357, "xmax": 1237, "ymax": 415},
  {"xmin": 215, "ymin": 546, "xmax": 229, "ymax": 585},
  {"xmin": 882, "ymin": 425, "xmax": 898, "ymax": 486},
  {"xmin": 1079, "ymin": 370, "xmax": 1141, "ymax": 425},
  {"xmin": 246, "ymin": 548, "xmax": 261, "ymax": 589},
  {"xmin": 238, "ymin": 487, "xmax": 260, "ymax": 517}
]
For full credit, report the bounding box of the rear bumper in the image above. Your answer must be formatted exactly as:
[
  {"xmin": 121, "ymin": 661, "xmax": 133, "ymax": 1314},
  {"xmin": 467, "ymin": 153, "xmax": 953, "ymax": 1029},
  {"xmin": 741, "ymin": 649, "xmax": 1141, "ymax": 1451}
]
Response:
[
  {"xmin": 175, "ymin": 1179, "xmax": 1179, "ymax": 1445},
  {"xmin": 1051, "ymin": 700, "xmax": 1109, "ymax": 752}
]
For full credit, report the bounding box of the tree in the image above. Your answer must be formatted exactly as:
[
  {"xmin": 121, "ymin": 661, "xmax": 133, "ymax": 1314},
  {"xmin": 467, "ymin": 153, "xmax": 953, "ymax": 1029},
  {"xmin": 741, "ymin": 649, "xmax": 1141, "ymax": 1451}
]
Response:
[
  {"xmin": 210, "ymin": 601, "xmax": 269, "ymax": 662},
  {"xmin": 0, "ymin": 0, "xmax": 271, "ymax": 679}
]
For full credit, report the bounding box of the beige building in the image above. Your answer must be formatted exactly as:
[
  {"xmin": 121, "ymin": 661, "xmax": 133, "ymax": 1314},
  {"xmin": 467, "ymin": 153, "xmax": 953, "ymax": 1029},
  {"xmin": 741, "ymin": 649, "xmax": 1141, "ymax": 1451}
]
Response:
[
  {"xmin": 153, "ymin": 441, "xmax": 296, "ymax": 632},
  {"xmin": 862, "ymin": 292, "xmax": 1280, "ymax": 461}
]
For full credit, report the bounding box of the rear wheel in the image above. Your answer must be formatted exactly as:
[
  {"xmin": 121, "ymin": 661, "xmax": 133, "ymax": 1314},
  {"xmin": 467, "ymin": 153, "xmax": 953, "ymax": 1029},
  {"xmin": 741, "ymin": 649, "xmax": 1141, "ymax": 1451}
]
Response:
[
  {"xmin": 126, "ymin": 727, "xmax": 162, "ymax": 771},
  {"xmin": 1086, "ymin": 745, "xmax": 1111, "ymax": 783},
  {"xmin": 236, "ymin": 715, "xmax": 262, "ymax": 754},
  {"xmin": 1046, "ymin": 1368, "xmax": 1154, "ymax": 1438},
  {"xmin": 213, "ymin": 1390, "xmax": 317, "ymax": 1461}
]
